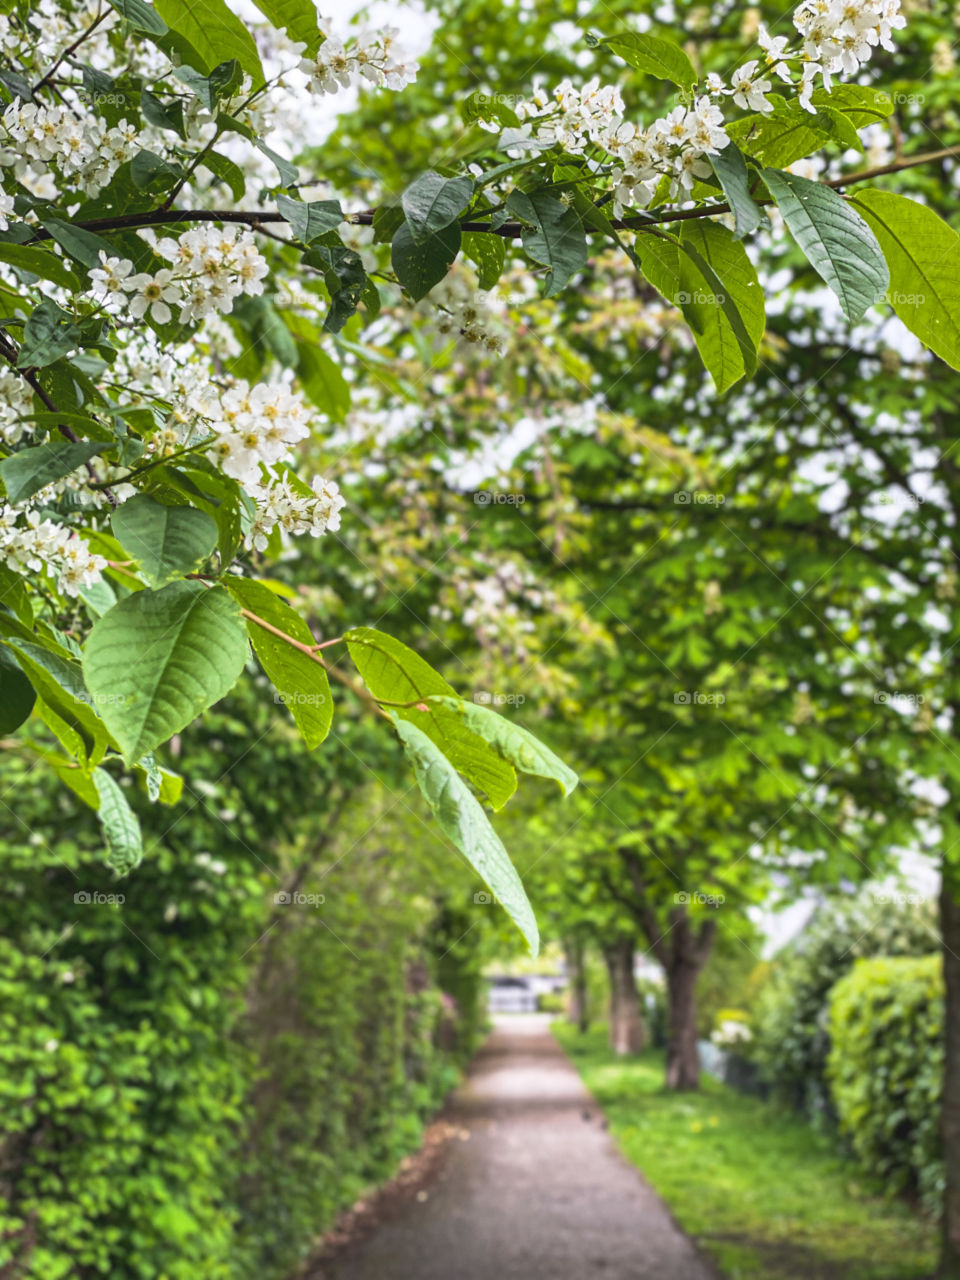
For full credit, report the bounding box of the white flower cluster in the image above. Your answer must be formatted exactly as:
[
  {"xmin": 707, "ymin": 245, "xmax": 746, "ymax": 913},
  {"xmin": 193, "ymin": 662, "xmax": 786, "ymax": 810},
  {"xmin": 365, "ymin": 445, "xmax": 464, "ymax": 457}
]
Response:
[
  {"xmin": 204, "ymin": 380, "xmax": 312, "ymax": 485},
  {"xmin": 738, "ymin": 0, "xmax": 905, "ymax": 112},
  {"xmin": 0, "ymin": 101, "xmax": 141, "ymax": 200},
  {"xmin": 244, "ymin": 474, "xmax": 346, "ymax": 552},
  {"xmin": 300, "ymin": 18, "xmax": 419, "ymax": 95},
  {"xmin": 0, "ymin": 366, "xmax": 35, "ymax": 446},
  {"xmin": 516, "ymin": 78, "xmax": 625, "ymax": 153},
  {"xmin": 90, "ymin": 226, "xmax": 268, "ymax": 327},
  {"xmin": 606, "ymin": 97, "xmax": 730, "ymax": 212},
  {"xmin": 512, "ymin": 0, "xmax": 905, "ymax": 214},
  {"xmin": 0, "ymin": 505, "xmax": 106, "ymax": 596}
]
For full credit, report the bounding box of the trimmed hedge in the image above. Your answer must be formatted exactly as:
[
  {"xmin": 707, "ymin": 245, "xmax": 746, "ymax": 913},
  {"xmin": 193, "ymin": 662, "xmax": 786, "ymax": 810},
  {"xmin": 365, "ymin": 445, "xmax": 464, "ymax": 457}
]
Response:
[{"xmin": 827, "ymin": 954, "xmax": 944, "ymax": 1210}]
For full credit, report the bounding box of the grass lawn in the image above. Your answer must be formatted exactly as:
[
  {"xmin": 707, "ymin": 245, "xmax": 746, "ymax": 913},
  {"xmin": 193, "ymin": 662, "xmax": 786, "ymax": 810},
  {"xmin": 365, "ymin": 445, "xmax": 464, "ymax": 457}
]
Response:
[{"xmin": 553, "ymin": 1024, "xmax": 937, "ymax": 1280}]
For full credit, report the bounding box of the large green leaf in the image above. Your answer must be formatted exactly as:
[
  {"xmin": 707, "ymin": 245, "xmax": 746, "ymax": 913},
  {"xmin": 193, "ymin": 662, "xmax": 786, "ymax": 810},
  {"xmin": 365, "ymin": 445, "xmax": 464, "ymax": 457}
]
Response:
[
  {"xmin": 429, "ymin": 696, "xmax": 578, "ymax": 795},
  {"xmin": 678, "ymin": 222, "xmax": 765, "ymax": 392},
  {"xmin": 851, "ymin": 189, "xmax": 960, "ymax": 371},
  {"xmin": 393, "ymin": 717, "xmax": 538, "ymax": 955},
  {"xmin": 1, "ymin": 440, "xmax": 103, "ymax": 504},
  {"xmin": 94, "ymin": 768, "xmax": 144, "ymax": 873},
  {"xmin": 402, "ymin": 171, "xmax": 475, "ymax": 244},
  {"xmin": 597, "ymin": 31, "xmax": 696, "ymax": 90},
  {"xmin": 391, "ymin": 219, "xmax": 461, "ymax": 301},
  {"xmin": 82, "ymin": 581, "xmax": 248, "ymax": 762},
  {"xmin": 153, "ymin": 0, "xmax": 264, "ymax": 82},
  {"xmin": 249, "ymin": 0, "xmax": 321, "ymax": 53},
  {"xmin": 345, "ymin": 626, "xmax": 516, "ymax": 809},
  {"xmin": 225, "ymin": 577, "xmax": 332, "ymax": 749},
  {"xmin": 506, "ymin": 191, "xmax": 587, "ymax": 297},
  {"xmin": 762, "ymin": 168, "xmax": 888, "ymax": 322},
  {"xmin": 111, "ymin": 495, "xmax": 217, "ymax": 586}
]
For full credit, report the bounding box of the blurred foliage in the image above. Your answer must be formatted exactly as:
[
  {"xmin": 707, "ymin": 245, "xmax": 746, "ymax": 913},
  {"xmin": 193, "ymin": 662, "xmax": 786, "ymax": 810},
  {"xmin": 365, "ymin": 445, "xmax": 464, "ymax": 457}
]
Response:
[
  {"xmin": 829, "ymin": 955, "xmax": 944, "ymax": 1213},
  {"xmin": 752, "ymin": 889, "xmax": 938, "ymax": 1120}
]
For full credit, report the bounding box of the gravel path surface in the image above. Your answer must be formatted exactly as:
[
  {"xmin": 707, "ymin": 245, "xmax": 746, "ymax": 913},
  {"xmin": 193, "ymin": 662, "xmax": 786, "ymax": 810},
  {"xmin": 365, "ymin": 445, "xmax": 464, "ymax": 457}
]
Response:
[{"xmin": 321, "ymin": 1014, "xmax": 715, "ymax": 1280}]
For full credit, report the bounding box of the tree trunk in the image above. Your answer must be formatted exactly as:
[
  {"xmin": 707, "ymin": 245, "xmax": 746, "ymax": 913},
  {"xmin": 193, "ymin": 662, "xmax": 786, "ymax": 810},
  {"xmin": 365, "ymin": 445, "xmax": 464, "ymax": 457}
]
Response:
[
  {"xmin": 940, "ymin": 860, "xmax": 960, "ymax": 1277},
  {"xmin": 603, "ymin": 937, "xmax": 645, "ymax": 1056},
  {"xmin": 664, "ymin": 960, "xmax": 701, "ymax": 1090},
  {"xmin": 564, "ymin": 938, "xmax": 589, "ymax": 1033}
]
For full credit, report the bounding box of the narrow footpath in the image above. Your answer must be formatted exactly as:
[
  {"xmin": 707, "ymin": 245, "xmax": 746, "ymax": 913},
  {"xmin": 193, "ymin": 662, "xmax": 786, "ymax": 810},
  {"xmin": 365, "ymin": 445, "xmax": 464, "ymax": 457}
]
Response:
[{"xmin": 319, "ymin": 1015, "xmax": 715, "ymax": 1280}]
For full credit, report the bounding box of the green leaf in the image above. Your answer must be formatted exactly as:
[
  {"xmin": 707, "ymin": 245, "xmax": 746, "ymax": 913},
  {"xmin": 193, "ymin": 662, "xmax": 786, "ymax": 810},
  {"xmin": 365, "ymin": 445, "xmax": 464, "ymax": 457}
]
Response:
[
  {"xmin": 93, "ymin": 768, "xmax": 143, "ymax": 873},
  {"xmin": 392, "ymin": 219, "xmax": 461, "ymax": 302},
  {"xmin": 678, "ymin": 222, "xmax": 764, "ymax": 392},
  {"xmin": 598, "ymin": 31, "xmax": 697, "ymax": 90},
  {"xmin": 202, "ymin": 149, "xmax": 246, "ymax": 200},
  {"xmin": 136, "ymin": 754, "xmax": 183, "ymax": 804},
  {"xmin": 5, "ymin": 640, "xmax": 110, "ymax": 765},
  {"xmin": 225, "ymin": 577, "xmax": 333, "ymax": 748},
  {"xmin": 277, "ymin": 193, "xmax": 344, "ymax": 244},
  {"xmin": 762, "ymin": 168, "xmax": 888, "ymax": 322},
  {"xmin": 38, "ymin": 217, "xmax": 116, "ymax": 271},
  {"xmin": 710, "ymin": 144, "xmax": 761, "ymax": 241},
  {"xmin": 462, "ymin": 231, "xmax": 506, "ymax": 290},
  {"xmin": 345, "ymin": 626, "xmax": 516, "ymax": 809},
  {"xmin": 429, "ymin": 696, "xmax": 578, "ymax": 795},
  {"xmin": 0, "ymin": 242, "xmax": 81, "ymax": 290},
  {"xmin": 130, "ymin": 149, "xmax": 184, "ymax": 191},
  {"xmin": 175, "ymin": 59, "xmax": 243, "ymax": 108},
  {"xmin": 295, "ymin": 340, "xmax": 351, "ymax": 421},
  {"xmin": 111, "ymin": 495, "xmax": 217, "ymax": 586},
  {"xmin": 153, "ymin": 0, "xmax": 264, "ymax": 82},
  {"xmin": 105, "ymin": 0, "xmax": 167, "ymax": 35},
  {"xmin": 250, "ymin": 0, "xmax": 321, "ymax": 53},
  {"xmin": 1, "ymin": 440, "xmax": 103, "ymax": 504},
  {"xmin": 402, "ymin": 171, "xmax": 475, "ymax": 244},
  {"xmin": 82, "ymin": 581, "xmax": 248, "ymax": 762},
  {"xmin": 393, "ymin": 717, "xmax": 538, "ymax": 955},
  {"xmin": 0, "ymin": 648, "xmax": 36, "ymax": 733},
  {"xmin": 255, "ymin": 139, "xmax": 298, "ymax": 186},
  {"xmin": 505, "ymin": 191, "xmax": 586, "ymax": 297},
  {"xmin": 18, "ymin": 300, "xmax": 81, "ymax": 368},
  {"xmin": 851, "ymin": 189, "xmax": 960, "ymax": 371},
  {"xmin": 140, "ymin": 87, "xmax": 187, "ymax": 137}
]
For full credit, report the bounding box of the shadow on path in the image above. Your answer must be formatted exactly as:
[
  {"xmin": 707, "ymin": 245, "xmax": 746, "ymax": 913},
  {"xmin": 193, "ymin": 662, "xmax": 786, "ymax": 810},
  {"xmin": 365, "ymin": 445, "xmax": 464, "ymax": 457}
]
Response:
[{"xmin": 314, "ymin": 1015, "xmax": 715, "ymax": 1280}]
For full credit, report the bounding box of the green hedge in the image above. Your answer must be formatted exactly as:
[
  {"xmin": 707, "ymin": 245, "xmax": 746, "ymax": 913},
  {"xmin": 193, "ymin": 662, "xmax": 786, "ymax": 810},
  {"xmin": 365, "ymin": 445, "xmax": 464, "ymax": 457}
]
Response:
[
  {"xmin": 0, "ymin": 713, "xmax": 486, "ymax": 1280},
  {"xmin": 827, "ymin": 954, "xmax": 944, "ymax": 1210},
  {"xmin": 752, "ymin": 889, "xmax": 937, "ymax": 1117}
]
